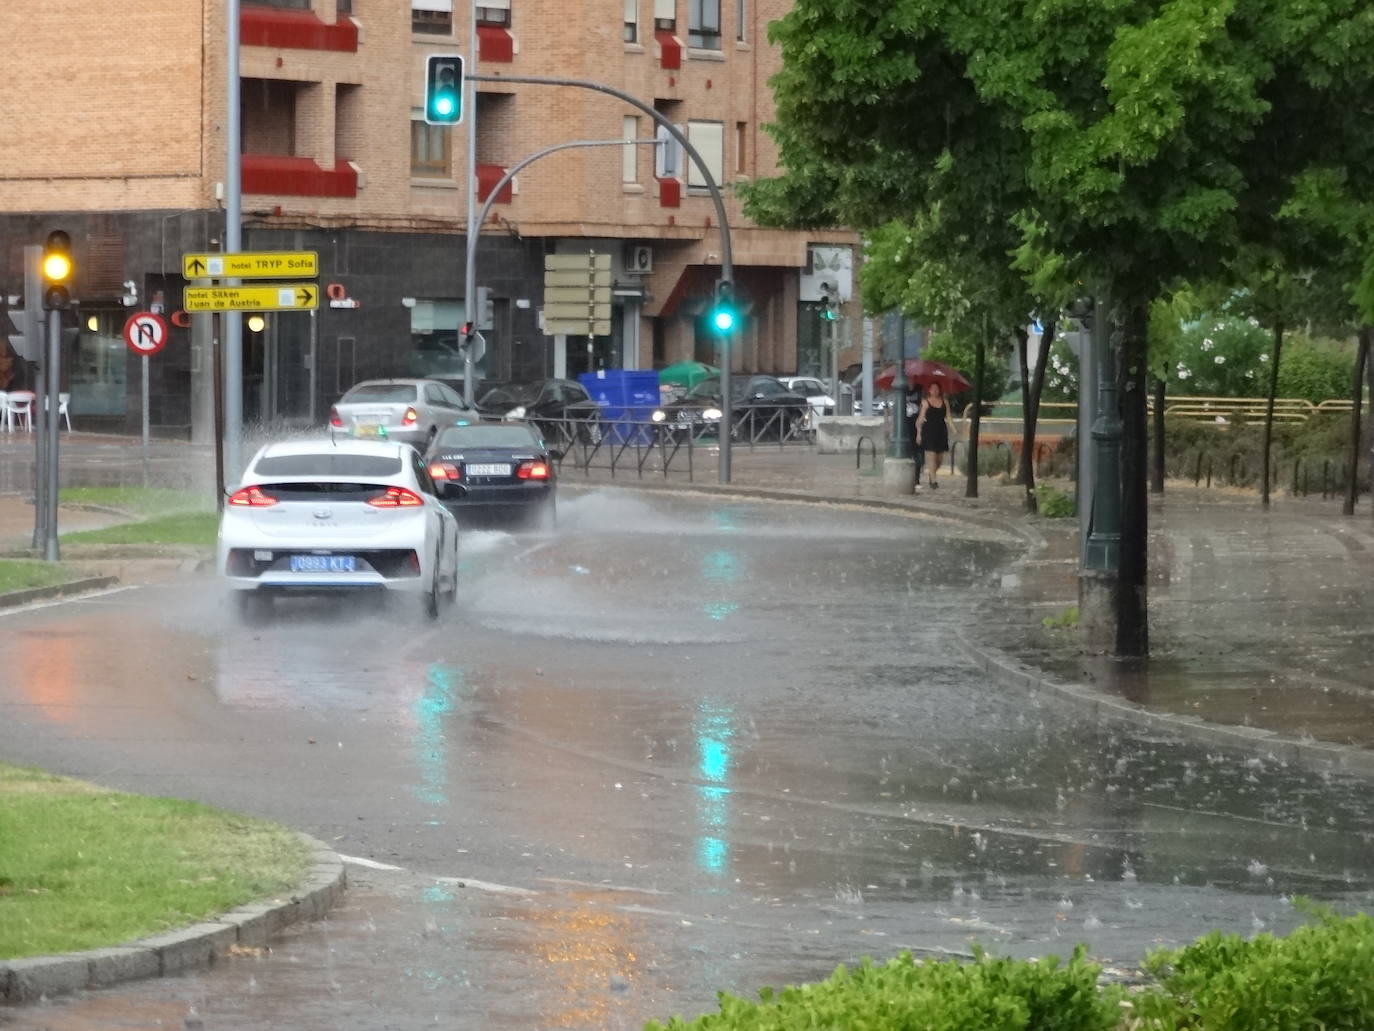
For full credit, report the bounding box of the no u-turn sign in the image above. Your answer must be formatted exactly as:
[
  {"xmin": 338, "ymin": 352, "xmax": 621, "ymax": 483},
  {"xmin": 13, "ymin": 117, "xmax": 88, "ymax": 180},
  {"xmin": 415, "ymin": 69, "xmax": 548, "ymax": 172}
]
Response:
[{"xmin": 123, "ymin": 311, "xmax": 169, "ymax": 356}]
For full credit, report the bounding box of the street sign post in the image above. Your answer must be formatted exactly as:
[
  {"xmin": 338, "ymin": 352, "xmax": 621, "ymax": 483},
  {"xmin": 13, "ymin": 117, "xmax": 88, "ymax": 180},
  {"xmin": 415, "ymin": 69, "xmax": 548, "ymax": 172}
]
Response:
[
  {"xmin": 124, "ymin": 311, "xmax": 170, "ymax": 483},
  {"xmin": 184, "ymin": 285, "xmax": 319, "ymax": 312},
  {"xmin": 543, "ymin": 254, "xmax": 612, "ymax": 337},
  {"xmin": 183, "ymin": 251, "xmax": 318, "ymax": 280}
]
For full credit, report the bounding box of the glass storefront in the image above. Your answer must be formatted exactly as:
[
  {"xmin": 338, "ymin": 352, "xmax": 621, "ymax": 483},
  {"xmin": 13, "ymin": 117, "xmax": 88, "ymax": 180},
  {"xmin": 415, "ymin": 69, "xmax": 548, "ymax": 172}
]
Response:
[{"xmin": 71, "ymin": 312, "xmax": 128, "ymax": 418}]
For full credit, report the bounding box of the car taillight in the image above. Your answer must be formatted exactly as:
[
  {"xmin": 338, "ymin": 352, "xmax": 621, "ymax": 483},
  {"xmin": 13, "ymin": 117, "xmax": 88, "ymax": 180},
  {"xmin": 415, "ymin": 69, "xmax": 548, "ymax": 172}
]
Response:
[
  {"xmin": 428, "ymin": 462, "xmax": 460, "ymax": 481},
  {"xmin": 227, "ymin": 486, "xmax": 278, "ymax": 507},
  {"xmin": 403, "ymin": 406, "xmax": 419, "ymax": 426},
  {"xmin": 329, "ymin": 406, "xmax": 343, "ymax": 428},
  {"xmin": 516, "ymin": 461, "xmax": 549, "ymax": 480},
  {"xmin": 367, "ymin": 486, "xmax": 424, "ymax": 508}
]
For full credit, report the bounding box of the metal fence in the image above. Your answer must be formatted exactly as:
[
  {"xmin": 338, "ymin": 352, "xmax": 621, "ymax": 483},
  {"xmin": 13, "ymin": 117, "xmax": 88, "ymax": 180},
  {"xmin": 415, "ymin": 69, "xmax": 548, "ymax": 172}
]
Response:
[{"xmin": 537, "ymin": 408, "xmax": 813, "ymax": 482}]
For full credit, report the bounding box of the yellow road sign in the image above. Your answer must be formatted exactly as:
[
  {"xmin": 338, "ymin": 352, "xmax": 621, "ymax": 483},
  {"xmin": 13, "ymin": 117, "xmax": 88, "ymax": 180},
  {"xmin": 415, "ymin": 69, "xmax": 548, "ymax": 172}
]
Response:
[
  {"xmin": 184, "ymin": 284, "xmax": 319, "ymax": 312},
  {"xmin": 183, "ymin": 251, "xmax": 318, "ymax": 280}
]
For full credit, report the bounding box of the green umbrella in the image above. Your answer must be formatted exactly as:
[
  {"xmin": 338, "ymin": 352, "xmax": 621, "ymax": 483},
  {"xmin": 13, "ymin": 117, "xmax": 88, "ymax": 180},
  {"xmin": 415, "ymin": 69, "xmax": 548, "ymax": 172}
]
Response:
[{"xmin": 657, "ymin": 360, "xmax": 720, "ymax": 389}]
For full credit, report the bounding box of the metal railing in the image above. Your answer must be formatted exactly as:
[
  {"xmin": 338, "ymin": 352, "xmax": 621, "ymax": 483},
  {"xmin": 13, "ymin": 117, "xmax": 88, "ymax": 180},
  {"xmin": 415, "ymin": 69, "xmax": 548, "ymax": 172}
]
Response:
[{"xmin": 532, "ymin": 408, "xmax": 813, "ymax": 482}]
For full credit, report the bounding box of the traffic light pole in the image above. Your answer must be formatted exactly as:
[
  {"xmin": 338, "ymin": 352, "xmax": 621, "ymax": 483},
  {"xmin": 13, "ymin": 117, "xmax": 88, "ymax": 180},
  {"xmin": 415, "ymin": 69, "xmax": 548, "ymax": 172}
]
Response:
[
  {"xmin": 43, "ymin": 309, "xmax": 61, "ymax": 561},
  {"xmin": 468, "ymin": 73, "xmax": 736, "ymax": 481},
  {"xmin": 223, "ymin": 0, "xmax": 244, "ymax": 482}
]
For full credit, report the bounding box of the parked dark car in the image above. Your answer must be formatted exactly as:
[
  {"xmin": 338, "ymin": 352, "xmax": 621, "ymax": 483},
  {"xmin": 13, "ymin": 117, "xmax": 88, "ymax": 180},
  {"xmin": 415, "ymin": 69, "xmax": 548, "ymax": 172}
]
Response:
[
  {"xmin": 475, "ymin": 379, "xmax": 603, "ymax": 445},
  {"xmin": 651, "ymin": 375, "xmax": 811, "ymax": 441},
  {"xmin": 424, "ymin": 421, "xmax": 558, "ymax": 531}
]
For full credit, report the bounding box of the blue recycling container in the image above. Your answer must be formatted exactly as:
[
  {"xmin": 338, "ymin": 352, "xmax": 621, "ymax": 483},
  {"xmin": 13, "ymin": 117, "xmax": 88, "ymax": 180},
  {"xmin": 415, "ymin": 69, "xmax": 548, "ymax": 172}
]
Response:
[{"xmin": 579, "ymin": 370, "xmax": 660, "ymax": 444}]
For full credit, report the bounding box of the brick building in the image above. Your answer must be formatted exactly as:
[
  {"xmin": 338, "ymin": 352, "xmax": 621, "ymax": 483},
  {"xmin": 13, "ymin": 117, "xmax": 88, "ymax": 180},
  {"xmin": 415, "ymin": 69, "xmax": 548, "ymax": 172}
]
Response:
[{"xmin": 0, "ymin": 0, "xmax": 856, "ymax": 437}]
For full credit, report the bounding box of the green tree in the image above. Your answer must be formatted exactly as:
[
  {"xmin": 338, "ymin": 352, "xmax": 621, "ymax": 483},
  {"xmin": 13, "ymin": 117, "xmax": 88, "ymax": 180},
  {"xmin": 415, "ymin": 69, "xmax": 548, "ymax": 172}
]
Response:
[{"xmin": 748, "ymin": 0, "xmax": 1374, "ymax": 655}]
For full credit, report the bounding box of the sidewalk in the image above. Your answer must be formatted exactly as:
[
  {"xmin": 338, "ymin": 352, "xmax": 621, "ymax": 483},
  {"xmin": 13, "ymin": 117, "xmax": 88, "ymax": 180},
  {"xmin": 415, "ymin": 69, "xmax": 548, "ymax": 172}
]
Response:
[{"xmin": 566, "ymin": 445, "xmax": 1374, "ymax": 772}]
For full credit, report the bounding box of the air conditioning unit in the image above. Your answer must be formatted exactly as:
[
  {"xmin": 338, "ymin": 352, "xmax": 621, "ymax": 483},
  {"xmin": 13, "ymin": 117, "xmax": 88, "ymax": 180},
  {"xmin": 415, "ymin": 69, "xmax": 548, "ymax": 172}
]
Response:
[{"xmin": 627, "ymin": 245, "xmax": 653, "ymax": 274}]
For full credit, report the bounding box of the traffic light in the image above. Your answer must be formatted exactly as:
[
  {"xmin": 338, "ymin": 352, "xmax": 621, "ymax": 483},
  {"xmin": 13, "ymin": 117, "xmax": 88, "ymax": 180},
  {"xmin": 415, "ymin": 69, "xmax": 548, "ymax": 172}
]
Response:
[
  {"xmin": 460, "ymin": 321, "xmax": 476, "ymax": 349},
  {"xmin": 424, "ymin": 54, "xmax": 464, "ymax": 125},
  {"xmin": 819, "ymin": 280, "xmax": 838, "ymax": 321},
  {"xmin": 709, "ymin": 281, "xmax": 737, "ymax": 334},
  {"xmin": 41, "ymin": 230, "xmax": 74, "ymax": 310}
]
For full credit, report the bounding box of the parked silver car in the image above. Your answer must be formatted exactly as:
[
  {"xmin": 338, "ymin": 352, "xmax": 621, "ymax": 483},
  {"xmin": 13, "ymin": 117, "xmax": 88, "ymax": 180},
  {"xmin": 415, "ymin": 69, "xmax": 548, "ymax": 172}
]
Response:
[{"xmin": 328, "ymin": 378, "xmax": 480, "ymax": 447}]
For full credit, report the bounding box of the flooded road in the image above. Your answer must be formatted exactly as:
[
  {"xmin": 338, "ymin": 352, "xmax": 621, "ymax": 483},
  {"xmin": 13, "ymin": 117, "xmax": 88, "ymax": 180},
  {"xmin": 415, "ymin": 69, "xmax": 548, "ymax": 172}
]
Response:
[{"xmin": 2, "ymin": 488, "xmax": 1371, "ymax": 1029}]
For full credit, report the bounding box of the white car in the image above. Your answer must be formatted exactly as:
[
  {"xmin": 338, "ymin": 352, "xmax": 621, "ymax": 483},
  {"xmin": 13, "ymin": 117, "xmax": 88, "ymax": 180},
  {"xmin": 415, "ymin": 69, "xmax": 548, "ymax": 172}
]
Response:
[
  {"xmin": 218, "ymin": 438, "xmax": 460, "ymax": 621},
  {"xmin": 778, "ymin": 376, "xmax": 849, "ymax": 428}
]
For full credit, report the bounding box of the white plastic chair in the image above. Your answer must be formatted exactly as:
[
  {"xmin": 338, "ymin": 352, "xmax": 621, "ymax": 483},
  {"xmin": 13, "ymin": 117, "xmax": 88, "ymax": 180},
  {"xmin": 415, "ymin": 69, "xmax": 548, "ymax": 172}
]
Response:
[
  {"xmin": 59, "ymin": 392, "xmax": 71, "ymax": 431},
  {"xmin": 0, "ymin": 392, "xmax": 7, "ymax": 432},
  {"xmin": 3, "ymin": 390, "xmax": 34, "ymax": 432}
]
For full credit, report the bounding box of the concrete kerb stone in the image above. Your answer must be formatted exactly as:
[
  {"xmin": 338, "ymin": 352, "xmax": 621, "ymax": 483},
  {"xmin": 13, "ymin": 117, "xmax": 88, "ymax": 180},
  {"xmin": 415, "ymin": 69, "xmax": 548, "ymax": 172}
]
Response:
[
  {"xmin": 0, "ymin": 576, "xmax": 120, "ymax": 610},
  {"xmin": 0, "ymin": 833, "xmax": 345, "ymax": 1006},
  {"xmin": 959, "ymin": 631, "xmax": 1374, "ymax": 780}
]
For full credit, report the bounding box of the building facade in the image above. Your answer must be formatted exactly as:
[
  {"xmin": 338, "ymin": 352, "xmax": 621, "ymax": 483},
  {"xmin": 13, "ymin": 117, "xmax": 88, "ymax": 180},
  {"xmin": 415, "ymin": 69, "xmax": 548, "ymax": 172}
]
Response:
[{"xmin": 0, "ymin": 0, "xmax": 857, "ymax": 437}]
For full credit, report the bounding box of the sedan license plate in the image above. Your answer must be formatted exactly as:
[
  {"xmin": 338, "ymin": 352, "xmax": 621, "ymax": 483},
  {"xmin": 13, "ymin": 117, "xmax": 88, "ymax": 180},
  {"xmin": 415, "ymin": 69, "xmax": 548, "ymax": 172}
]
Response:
[
  {"xmin": 290, "ymin": 555, "xmax": 357, "ymax": 573},
  {"xmin": 353, "ymin": 423, "xmax": 384, "ymax": 438},
  {"xmin": 467, "ymin": 463, "xmax": 511, "ymax": 476}
]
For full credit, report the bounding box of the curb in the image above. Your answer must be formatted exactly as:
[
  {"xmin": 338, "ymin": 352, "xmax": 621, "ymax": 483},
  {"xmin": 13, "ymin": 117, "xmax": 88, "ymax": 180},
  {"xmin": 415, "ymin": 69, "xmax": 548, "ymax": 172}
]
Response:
[
  {"xmin": 0, "ymin": 833, "xmax": 346, "ymax": 1005},
  {"xmin": 0, "ymin": 576, "xmax": 121, "ymax": 611},
  {"xmin": 958, "ymin": 631, "xmax": 1374, "ymax": 780},
  {"xmin": 561, "ymin": 476, "xmax": 1048, "ymax": 548}
]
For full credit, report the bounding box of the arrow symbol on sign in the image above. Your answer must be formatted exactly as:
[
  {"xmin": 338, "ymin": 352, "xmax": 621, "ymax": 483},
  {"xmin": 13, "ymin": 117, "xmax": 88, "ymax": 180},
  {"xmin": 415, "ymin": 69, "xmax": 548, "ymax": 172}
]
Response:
[
  {"xmin": 297, "ymin": 287, "xmax": 315, "ymax": 306},
  {"xmin": 187, "ymin": 258, "xmax": 206, "ymax": 275},
  {"xmin": 138, "ymin": 322, "xmax": 156, "ymax": 346}
]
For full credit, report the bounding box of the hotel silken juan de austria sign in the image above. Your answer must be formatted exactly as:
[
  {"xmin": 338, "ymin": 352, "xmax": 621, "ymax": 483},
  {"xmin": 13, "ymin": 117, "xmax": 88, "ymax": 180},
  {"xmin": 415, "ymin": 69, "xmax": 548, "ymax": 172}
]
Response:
[{"xmin": 183, "ymin": 251, "xmax": 320, "ymax": 311}]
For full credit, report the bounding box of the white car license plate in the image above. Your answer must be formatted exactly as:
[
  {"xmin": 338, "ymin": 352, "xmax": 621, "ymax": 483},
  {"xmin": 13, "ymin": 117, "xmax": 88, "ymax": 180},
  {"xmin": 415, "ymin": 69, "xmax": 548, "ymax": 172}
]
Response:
[
  {"xmin": 290, "ymin": 555, "xmax": 357, "ymax": 573},
  {"xmin": 467, "ymin": 463, "xmax": 511, "ymax": 476}
]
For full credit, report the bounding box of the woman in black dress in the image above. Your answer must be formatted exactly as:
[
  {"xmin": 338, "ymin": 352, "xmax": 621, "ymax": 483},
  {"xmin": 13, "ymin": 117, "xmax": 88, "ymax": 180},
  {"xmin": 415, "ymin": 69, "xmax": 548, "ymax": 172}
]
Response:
[{"xmin": 914, "ymin": 381, "xmax": 950, "ymax": 488}]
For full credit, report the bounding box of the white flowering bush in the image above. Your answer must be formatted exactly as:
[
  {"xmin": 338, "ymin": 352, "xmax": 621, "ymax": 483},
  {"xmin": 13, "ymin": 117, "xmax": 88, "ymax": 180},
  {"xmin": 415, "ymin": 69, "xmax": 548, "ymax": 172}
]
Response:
[{"xmin": 1169, "ymin": 317, "xmax": 1270, "ymax": 396}]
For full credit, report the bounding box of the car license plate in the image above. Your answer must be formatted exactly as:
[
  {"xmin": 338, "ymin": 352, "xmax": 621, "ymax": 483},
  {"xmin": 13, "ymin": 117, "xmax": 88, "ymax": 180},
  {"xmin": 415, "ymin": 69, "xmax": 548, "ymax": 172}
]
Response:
[
  {"xmin": 353, "ymin": 423, "xmax": 383, "ymax": 438},
  {"xmin": 290, "ymin": 555, "xmax": 357, "ymax": 573},
  {"xmin": 467, "ymin": 463, "xmax": 511, "ymax": 476}
]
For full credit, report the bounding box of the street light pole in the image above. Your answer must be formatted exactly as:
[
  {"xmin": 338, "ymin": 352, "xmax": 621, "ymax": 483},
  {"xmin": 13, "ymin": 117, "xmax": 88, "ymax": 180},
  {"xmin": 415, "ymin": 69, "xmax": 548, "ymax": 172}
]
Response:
[
  {"xmin": 461, "ymin": 0, "xmax": 479, "ymax": 406},
  {"xmin": 223, "ymin": 0, "xmax": 244, "ymax": 483}
]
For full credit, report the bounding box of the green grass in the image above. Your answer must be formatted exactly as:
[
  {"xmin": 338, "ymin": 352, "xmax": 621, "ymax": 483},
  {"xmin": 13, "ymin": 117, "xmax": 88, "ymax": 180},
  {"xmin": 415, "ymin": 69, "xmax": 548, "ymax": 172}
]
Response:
[
  {"xmin": 0, "ymin": 560, "xmax": 80, "ymax": 594},
  {"xmin": 59, "ymin": 486, "xmax": 211, "ymax": 517},
  {"xmin": 61, "ymin": 513, "xmax": 219, "ymax": 548},
  {"xmin": 0, "ymin": 763, "xmax": 311, "ymax": 960}
]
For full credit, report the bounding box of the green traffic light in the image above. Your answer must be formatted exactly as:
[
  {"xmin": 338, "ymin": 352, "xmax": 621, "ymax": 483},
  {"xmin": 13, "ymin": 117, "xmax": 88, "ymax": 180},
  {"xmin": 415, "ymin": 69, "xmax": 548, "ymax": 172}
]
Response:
[{"xmin": 712, "ymin": 308, "xmax": 736, "ymax": 333}]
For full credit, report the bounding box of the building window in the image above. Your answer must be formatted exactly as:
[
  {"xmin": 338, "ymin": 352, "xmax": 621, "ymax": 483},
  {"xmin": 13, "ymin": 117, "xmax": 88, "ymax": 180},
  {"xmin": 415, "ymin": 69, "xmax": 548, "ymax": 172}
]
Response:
[
  {"xmin": 245, "ymin": 0, "xmax": 311, "ymax": 8},
  {"xmin": 337, "ymin": 0, "xmax": 352, "ymax": 13},
  {"xmin": 686, "ymin": 120, "xmax": 723, "ymax": 188},
  {"xmin": 411, "ymin": 1, "xmax": 452, "ymax": 35},
  {"xmin": 623, "ymin": 116, "xmax": 640, "ymax": 183},
  {"xmin": 477, "ymin": 0, "xmax": 510, "ymax": 26},
  {"xmin": 411, "ymin": 116, "xmax": 452, "ymax": 178},
  {"xmin": 624, "ymin": 0, "xmax": 638, "ymax": 42},
  {"xmin": 735, "ymin": 0, "xmax": 745, "ymax": 40},
  {"xmin": 688, "ymin": 0, "xmax": 720, "ymax": 48},
  {"xmin": 734, "ymin": 121, "xmax": 746, "ymax": 175},
  {"xmin": 653, "ymin": 0, "xmax": 675, "ymax": 31}
]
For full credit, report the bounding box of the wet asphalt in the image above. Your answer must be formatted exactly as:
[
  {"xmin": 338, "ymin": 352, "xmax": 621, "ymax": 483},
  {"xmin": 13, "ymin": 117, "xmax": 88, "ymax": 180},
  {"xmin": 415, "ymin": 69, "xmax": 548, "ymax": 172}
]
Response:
[{"xmin": 2, "ymin": 487, "xmax": 1373, "ymax": 1029}]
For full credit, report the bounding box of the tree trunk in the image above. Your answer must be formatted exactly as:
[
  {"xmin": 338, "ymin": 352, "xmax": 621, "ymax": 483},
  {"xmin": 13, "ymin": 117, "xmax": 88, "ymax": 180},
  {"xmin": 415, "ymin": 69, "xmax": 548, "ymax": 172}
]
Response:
[
  {"xmin": 1261, "ymin": 321, "xmax": 1284, "ymax": 509},
  {"xmin": 1117, "ymin": 300, "xmax": 1150, "ymax": 657},
  {"xmin": 1016, "ymin": 328, "xmax": 1032, "ymax": 494},
  {"xmin": 965, "ymin": 315, "xmax": 986, "ymax": 499},
  {"xmin": 1150, "ymin": 365, "xmax": 1166, "ymax": 494},
  {"xmin": 1343, "ymin": 328, "xmax": 1370, "ymax": 516}
]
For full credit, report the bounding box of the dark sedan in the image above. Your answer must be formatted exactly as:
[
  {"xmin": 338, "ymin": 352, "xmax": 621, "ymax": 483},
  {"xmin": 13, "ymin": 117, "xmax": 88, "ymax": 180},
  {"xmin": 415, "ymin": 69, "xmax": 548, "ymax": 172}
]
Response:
[
  {"xmin": 651, "ymin": 375, "xmax": 811, "ymax": 441},
  {"xmin": 425, "ymin": 422, "xmax": 559, "ymax": 530},
  {"xmin": 476, "ymin": 379, "xmax": 603, "ymax": 446}
]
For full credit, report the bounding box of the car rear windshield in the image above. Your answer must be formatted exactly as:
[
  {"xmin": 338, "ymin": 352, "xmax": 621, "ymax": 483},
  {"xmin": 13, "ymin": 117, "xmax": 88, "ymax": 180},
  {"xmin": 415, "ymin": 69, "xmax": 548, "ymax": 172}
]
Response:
[
  {"xmin": 479, "ymin": 383, "xmax": 542, "ymax": 406},
  {"xmin": 341, "ymin": 383, "xmax": 418, "ymax": 403},
  {"xmin": 436, "ymin": 425, "xmax": 538, "ymax": 449},
  {"xmin": 254, "ymin": 454, "xmax": 404, "ymax": 476}
]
